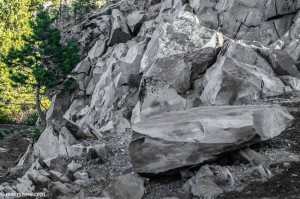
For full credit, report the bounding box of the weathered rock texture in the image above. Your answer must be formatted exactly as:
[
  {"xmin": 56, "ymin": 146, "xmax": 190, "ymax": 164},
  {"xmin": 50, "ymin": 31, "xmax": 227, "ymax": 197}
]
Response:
[
  {"xmin": 129, "ymin": 105, "xmax": 293, "ymax": 174},
  {"xmin": 2, "ymin": 0, "xmax": 300, "ymax": 197}
]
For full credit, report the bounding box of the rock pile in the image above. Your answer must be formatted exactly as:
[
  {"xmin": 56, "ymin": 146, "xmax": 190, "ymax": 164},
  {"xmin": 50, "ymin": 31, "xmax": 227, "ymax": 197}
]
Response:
[{"xmin": 2, "ymin": 0, "xmax": 300, "ymax": 198}]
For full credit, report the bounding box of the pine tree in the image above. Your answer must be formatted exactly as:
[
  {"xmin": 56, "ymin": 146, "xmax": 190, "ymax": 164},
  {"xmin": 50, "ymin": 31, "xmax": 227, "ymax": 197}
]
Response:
[
  {"xmin": 0, "ymin": 0, "xmax": 47, "ymax": 122},
  {"xmin": 4, "ymin": 10, "xmax": 80, "ymax": 128}
]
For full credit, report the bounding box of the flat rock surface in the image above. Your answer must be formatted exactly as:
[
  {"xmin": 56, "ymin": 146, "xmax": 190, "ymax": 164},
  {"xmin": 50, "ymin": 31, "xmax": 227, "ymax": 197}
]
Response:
[{"xmin": 129, "ymin": 105, "xmax": 293, "ymax": 174}]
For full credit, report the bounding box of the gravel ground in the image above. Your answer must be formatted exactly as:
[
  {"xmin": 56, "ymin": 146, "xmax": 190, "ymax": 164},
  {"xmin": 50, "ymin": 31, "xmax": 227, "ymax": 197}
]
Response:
[
  {"xmin": 1, "ymin": 99, "xmax": 300, "ymax": 198},
  {"xmin": 0, "ymin": 125, "xmax": 32, "ymax": 183}
]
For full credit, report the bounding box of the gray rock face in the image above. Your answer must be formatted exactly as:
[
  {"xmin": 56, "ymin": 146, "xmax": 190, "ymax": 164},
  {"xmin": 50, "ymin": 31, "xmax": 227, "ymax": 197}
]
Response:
[
  {"xmin": 116, "ymin": 40, "xmax": 146, "ymax": 87},
  {"xmin": 266, "ymin": 49, "xmax": 300, "ymax": 79},
  {"xmin": 62, "ymin": 14, "xmax": 110, "ymax": 56},
  {"xmin": 129, "ymin": 105, "xmax": 293, "ymax": 174},
  {"xmin": 87, "ymin": 39, "xmax": 107, "ymax": 64},
  {"xmin": 191, "ymin": 0, "xmax": 299, "ymax": 46},
  {"xmin": 131, "ymin": 77, "xmax": 186, "ymax": 124},
  {"xmin": 46, "ymin": 91, "xmax": 73, "ymax": 125},
  {"xmin": 126, "ymin": 10, "xmax": 146, "ymax": 35},
  {"xmin": 140, "ymin": 8, "xmax": 224, "ymax": 73},
  {"xmin": 102, "ymin": 173, "xmax": 145, "ymax": 199},
  {"xmin": 64, "ymin": 119, "xmax": 87, "ymax": 140},
  {"xmin": 280, "ymin": 12, "xmax": 300, "ymax": 61},
  {"xmin": 27, "ymin": 169, "xmax": 51, "ymax": 188},
  {"xmin": 200, "ymin": 44, "xmax": 286, "ymax": 105},
  {"xmin": 48, "ymin": 181, "xmax": 73, "ymax": 198},
  {"xmin": 221, "ymin": 41, "xmax": 275, "ymax": 75},
  {"xmin": 34, "ymin": 126, "xmax": 60, "ymax": 159},
  {"xmin": 280, "ymin": 76, "xmax": 300, "ymax": 91},
  {"xmin": 43, "ymin": 156, "xmax": 68, "ymax": 173},
  {"xmin": 108, "ymin": 9, "xmax": 132, "ymax": 46},
  {"xmin": 67, "ymin": 161, "xmax": 82, "ymax": 173}
]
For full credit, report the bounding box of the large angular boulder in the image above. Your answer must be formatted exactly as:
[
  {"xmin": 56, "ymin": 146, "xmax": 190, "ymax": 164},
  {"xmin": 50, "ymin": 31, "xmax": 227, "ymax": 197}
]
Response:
[
  {"xmin": 134, "ymin": 9, "xmax": 224, "ymax": 121},
  {"xmin": 34, "ymin": 126, "xmax": 60, "ymax": 159},
  {"xmin": 126, "ymin": 10, "xmax": 146, "ymax": 35},
  {"xmin": 140, "ymin": 8, "xmax": 224, "ymax": 73},
  {"xmin": 116, "ymin": 40, "xmax": 147, "ymax": 87},
  {"xmin": 46, "ymin": 91, "xmax": 73, "ymax": 125},
  {"xmin": 262, "ymin": 49, "xmax": 300, "ymax": 79},
  {"xmin": 108, "ymin": 9, "xmax": 132, "ymax": 46},
  {"xmin": 129, "ymin": 105, "xmax": 293, "ymax": 174},
  {"xmin": 131, "ymin": 77, "xmax": 186, "ymax": 124},
  {"xmin": 221, "ymin": 40, "xmax": 275, "ymax": 75},
  {"xmin": 200, "ymin": 56, "xmax": 286, "ymax": 105},
  {"xmin": 280, "ymin": 13, "xmax": 300, "ymax": 61}
]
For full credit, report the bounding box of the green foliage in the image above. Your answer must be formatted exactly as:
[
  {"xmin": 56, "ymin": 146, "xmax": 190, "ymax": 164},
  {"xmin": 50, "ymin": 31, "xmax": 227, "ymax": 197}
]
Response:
[
  {"xmin": 32, "ymin": 128, "xmax": 40, "ymax": 142},
  {"xmin": 0, "ymin": 115, "xmax": 15, "ymax": 124},
  {"xmin": 5, "ymin": 11, "xmax": 80, "ymax": 89},
  {"xmin": 25, "ymin": 112, "xmax": 39, "ymax": 126},
  {"xmin": 0, "ymin": 129, "xmax": 15, "ymax": 140},
  {"xmin": 4, "ymin": 10, "xmax": 80, "ymax": 125},
  {"xmin": 0, "ymin": 0, "xmax": 49, "ymax": 122}
]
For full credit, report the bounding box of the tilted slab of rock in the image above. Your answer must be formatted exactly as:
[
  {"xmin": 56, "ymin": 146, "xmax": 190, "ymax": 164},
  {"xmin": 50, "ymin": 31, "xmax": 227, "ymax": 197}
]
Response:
[
  {"xmin": 126, "ymin": 10, "xmax": 146, "ymax": 35},
  {"xmin": 129, "ymin": 105, "xmax": 293, "ymax": 174},
  {"xmin": 260, "ymin": 49, "xmax": 300, "ymax": 79},
  {"xmin": 108, "ymin": 9, "xmax": 132, "ymax": 46},
  {"xmin": 131, "ymin": 77, "xmax": 186, "ymax": 124},
  {"xmin": 221, "ymin": 40, "xmax": 275, "ymax": 75},
  {"xmin": 279, "ymin": 12, "xmax": 300, "ymax": 61},
  {"xmin": 200, "ymin": 56, "xmax": 286, "ymax": 105}
]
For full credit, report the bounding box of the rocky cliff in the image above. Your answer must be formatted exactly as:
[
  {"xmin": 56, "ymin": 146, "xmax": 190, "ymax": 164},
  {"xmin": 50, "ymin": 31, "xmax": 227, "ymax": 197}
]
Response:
[{"xmin": 2, "ymin": 0, "xmax": 300, "ymax": 198}]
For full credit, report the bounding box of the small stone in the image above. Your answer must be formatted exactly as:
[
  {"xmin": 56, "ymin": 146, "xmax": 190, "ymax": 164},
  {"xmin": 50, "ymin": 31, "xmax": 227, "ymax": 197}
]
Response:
[
  {"xmin": 74, "ymin": 171, "xmax": 90, "ymax": 181},
  {"xmin": 283, "ymin": 162, "xmax": 291, "ymax": 169},
  {"xmin": 67, "ymin": 161, "xmax": 82, "ymax": 173},
  {"xmin": 102, "ymin": 173, "xmax": 145, "ymax": 199}
]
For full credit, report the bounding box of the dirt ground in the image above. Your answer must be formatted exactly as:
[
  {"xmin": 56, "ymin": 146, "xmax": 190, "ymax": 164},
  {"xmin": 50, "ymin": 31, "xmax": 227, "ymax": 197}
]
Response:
[
  {"xmin": 0, "ymin": 125, "xmax": 32, "ymax": 183},
  {"xmin": 1, "ymin": 113, "xmax": 300, "ymax": 198},
  {"xmin": 219, "ymin": 114, "xmax": 300, "ymax": 199}
]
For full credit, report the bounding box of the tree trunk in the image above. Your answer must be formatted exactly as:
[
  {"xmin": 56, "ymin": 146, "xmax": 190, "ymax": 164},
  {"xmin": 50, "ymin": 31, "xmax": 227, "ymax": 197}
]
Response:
[
  {"xmin": 35, "ymin": 85, "xmax": 46, "ymax": 129},
  {"xmin": 59, "ymin": 0, "xmax": 63, "ymax": 27}
]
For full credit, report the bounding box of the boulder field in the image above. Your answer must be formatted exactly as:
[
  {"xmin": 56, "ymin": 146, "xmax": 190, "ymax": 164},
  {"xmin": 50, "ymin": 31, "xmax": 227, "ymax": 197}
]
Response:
[{"xmin": 1, "ymin": 0, "xmax": 300, "ymax": 198}]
